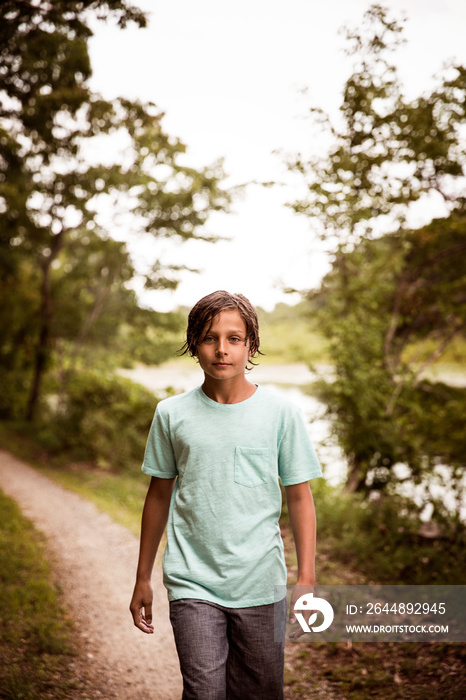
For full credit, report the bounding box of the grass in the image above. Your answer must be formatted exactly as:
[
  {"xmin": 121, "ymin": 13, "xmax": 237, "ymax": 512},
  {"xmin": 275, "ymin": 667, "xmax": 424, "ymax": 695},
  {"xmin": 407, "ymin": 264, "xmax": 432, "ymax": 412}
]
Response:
[
  {"xmin": 260, "ymin": 320, "xmax": 329, "ymax": 365},
  {"xmin": 283, "ymin": 640, "xmax": 466, "ymax": 700},
  {"xmin": 0, "ymin": 489, "xmax": 79, "ymax": 699},
  {"xmin": 258, "ymin": 305, "xmax": 330, "ymax": 365},
  {"xmin": 403, "ymin": 335, "xmax": 466, "ymax": 367}
]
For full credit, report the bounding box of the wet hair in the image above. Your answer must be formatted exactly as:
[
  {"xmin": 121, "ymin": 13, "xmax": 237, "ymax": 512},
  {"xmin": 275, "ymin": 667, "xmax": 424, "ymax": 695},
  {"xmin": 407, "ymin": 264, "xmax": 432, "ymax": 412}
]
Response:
[{"xmin": 179, "ymin": 290, "xmax": 263, "ymax": 366}]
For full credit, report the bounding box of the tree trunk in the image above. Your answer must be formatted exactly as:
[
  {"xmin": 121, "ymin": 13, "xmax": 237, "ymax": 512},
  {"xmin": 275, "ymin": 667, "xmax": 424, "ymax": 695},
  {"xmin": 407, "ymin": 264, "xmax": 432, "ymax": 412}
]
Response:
[
  {"xmin": 25, "ymin": 260, "xmax": 52, "ymax": 421},
  {"xmin": 344, "ymin": 454, "xmax": 366, "ymax": 493}
]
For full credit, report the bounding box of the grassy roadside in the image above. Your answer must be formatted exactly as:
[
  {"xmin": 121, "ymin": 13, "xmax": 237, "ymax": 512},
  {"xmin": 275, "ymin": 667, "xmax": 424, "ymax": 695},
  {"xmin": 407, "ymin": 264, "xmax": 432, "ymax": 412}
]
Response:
[
  {"xmin": 0, "ymin": 489, "xmax": 79, "ymax": 699},
  {"xmin": 0, "ymin": 421, "xmax": 147, "ymax": 536}
]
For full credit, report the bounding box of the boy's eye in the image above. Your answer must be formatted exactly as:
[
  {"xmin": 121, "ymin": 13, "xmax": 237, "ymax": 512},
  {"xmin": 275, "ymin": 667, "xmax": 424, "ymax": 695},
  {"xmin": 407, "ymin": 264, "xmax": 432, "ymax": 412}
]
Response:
[{"xmin": 201, "ymin": 335, "xmax": 244, "ymax": 344}]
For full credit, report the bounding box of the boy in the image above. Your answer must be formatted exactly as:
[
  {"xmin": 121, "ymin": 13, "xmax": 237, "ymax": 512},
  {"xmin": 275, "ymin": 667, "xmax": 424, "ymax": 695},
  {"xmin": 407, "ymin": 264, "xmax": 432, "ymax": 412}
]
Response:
[{"xmin": 130, "ymin": 290, "xmax": 322, "ymax": 700}]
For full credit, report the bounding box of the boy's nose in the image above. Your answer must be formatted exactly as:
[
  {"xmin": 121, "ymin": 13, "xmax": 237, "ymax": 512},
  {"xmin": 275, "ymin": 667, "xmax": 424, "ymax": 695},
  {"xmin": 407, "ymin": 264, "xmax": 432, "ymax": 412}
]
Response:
[{"xmin": 216, "ymin": 342, "xmax": 227, "ymax": 355}]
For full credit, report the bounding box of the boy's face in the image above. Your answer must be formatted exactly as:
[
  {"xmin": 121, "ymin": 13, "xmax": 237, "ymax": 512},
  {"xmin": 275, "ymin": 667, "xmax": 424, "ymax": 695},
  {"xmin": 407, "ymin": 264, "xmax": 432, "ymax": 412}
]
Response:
[{"xmin": 195, "ymin": 309, "xmax": 252, "ymax": 382}]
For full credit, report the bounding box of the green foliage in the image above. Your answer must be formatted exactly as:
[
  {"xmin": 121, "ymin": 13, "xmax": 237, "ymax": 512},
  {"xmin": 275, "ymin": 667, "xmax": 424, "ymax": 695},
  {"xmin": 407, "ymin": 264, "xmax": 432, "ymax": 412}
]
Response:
[
  {"xmin": 50, "ymin": 232, "xmax": 137, "ymax": 345},
  {"xmin": 308, "ymin": 479, "xmax": 465, "ymax": 584},
  {"xmin": 289, "ymin": 5, "xmax": 466, "ymax": 247},
  {"xmin": 394, "ymin": 214, "xmax": 466, "ymax": 349},
  {"xmin": 113, "ymin": 307, "xmax": 187, "ymax": 367},
  {"xmin": 288, "ymin": 4, "xmax": 466, "ymax": 498},
  {"xmin": 0, "ymin": 489, "xmax": 77, "ymax": 698},
  {"xmin": 47, "ymin": 370, "xmax": 158, "ymax": 470},
  {"xmin": 0, "ymin": 259, "xmax": 41, "ymax": 418},
  {"xmin": 313, "ymin": 219, "xmax": 466, "ymax": 493},
  {"xmin": 0, "ymin": 0, "xmax": 229, "ymax": 420},
  {"xmin": 398, "ymin": 381, "xmax": 466, "ymax": 484}
]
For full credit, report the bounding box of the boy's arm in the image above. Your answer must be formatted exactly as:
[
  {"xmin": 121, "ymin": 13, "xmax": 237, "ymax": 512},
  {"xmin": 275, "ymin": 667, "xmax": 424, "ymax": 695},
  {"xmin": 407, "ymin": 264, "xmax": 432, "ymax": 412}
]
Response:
[
  {"xmin": 285, "ymin": 480, "xmax": 316, "ymax": 631},
  {"xmin": 285, "ymin": 480, "xmax": 317, "ymax": 585},
  {"xmin": 129, "ymin": 476, "xmax": 176, "ymax": 634}
]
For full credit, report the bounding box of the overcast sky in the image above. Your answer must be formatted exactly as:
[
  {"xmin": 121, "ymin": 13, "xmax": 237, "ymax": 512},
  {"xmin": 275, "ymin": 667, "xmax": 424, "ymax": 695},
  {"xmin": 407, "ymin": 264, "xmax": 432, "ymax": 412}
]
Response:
[{"xmin": 88, "ymin": 0, "xmax": 466, "ymax": 311}]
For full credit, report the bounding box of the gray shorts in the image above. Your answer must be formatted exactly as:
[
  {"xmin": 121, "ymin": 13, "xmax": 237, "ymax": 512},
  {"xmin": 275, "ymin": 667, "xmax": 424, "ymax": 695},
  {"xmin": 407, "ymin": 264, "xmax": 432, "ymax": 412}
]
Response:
[{"xmin": 169, "ymin": 597, "xmax": 287, "ymax": 700}]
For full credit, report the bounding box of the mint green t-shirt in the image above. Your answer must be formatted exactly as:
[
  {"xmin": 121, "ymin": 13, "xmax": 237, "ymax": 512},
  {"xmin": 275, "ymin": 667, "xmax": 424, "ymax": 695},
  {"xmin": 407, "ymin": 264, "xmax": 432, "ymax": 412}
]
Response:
[{"xmin": 142, "ymin": 384, "xmax": 322, "ymax": 607}]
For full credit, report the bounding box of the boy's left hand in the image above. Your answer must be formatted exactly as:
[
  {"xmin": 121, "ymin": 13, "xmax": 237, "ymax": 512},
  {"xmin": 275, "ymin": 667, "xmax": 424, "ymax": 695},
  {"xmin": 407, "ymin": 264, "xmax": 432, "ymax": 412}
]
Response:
[{"xmin": 129, "ymin": 580, "xmax": 155, "ymax": 634}]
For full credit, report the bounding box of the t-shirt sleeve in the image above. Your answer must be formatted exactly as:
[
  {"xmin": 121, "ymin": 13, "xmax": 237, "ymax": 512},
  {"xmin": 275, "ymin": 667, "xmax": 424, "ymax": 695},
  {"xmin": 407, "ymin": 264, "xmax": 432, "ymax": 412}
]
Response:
[
  {"xmin": 278, "ymin": 403, "xmax": 322, "ymax": 485},
  {"xmin": 142, "ymin": 404, "xmax": 178, "ymax": 478}
]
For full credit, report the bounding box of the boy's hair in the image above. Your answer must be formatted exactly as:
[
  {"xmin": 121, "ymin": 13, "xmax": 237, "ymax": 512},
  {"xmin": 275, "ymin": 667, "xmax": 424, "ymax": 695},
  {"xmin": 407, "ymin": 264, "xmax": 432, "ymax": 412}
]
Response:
[{"xmin": 179, "ymin": 290, "xmax": 262, "ymax": 365}]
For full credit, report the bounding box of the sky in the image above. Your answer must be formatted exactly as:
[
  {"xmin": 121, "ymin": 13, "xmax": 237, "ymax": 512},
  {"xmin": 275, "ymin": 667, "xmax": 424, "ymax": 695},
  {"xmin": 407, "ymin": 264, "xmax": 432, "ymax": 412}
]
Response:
[{"xmin": 88, "ymin": 0, "xmax": 466, "ymax": 311}]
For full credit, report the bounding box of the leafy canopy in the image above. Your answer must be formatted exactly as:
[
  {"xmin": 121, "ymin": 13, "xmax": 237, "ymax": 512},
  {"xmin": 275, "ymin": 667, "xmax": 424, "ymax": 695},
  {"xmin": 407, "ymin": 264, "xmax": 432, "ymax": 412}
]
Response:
[
  {"xmin": 288, "ymin": 4, "xmax": 466, "ymax": 503},
  {"xmin": 0, "ymin": 0, "xmax": 229, "ymax": 419}
]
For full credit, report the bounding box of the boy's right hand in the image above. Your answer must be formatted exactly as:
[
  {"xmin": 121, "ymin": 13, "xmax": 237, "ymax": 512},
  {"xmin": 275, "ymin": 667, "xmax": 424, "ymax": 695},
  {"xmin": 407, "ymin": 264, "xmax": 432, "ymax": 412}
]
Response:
[{"xmin": 129, "ymin": 580, "xmax": 154, "ymax": 634}]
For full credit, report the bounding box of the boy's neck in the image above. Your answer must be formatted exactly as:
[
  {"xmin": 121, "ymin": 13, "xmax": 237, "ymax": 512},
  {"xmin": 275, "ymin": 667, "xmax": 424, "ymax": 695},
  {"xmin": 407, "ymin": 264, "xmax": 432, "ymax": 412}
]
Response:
[{"xmin": 201, "ymin": 375, "xmax": 257, "ymax": 404}]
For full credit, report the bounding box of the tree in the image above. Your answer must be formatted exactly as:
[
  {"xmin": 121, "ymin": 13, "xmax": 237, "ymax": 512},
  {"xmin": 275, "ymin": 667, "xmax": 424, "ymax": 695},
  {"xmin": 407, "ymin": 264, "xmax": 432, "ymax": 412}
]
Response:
[
  {"xmin": 287, "ymin": 4, "xmax": 466, "ymax": 494},
  {"xmin": 0, "ymin": 0, "xmax": 229, "ymax": 419},
  {"xmin": 51, "ymin": 230, "xmax": 187, "ymax": 369},
  {"xmin": 316, "ymin": 219, "xmax": 466, "ymax": 493}
]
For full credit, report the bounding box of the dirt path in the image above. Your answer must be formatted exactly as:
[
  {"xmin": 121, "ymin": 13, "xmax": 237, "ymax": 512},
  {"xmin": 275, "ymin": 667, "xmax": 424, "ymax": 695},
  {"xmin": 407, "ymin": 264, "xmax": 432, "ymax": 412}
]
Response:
[{"xmin": 0, "ymin": 449, "xmax": 182, "ymax": 700}]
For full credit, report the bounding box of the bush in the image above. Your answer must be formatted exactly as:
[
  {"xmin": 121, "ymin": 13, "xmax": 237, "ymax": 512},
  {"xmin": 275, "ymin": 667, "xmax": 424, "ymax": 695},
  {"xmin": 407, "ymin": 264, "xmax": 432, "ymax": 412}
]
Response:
[
  {"xmin": 52, "ymin": 370, "xmax": 158, "ymax": 470},
  {"xmin": 0, "ymin": 368, "xmax": 31, "ymax": 420},
  {"xmin": 304, "ymin": 479, "xmax": 465, "ymax": 584}
]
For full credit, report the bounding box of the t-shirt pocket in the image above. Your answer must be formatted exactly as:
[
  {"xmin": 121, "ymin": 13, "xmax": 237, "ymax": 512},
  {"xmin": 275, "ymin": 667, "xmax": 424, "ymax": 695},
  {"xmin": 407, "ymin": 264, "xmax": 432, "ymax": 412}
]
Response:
[{"xmin": 234, "ymin": 447, "xmax": 269, "ymax": 488}]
